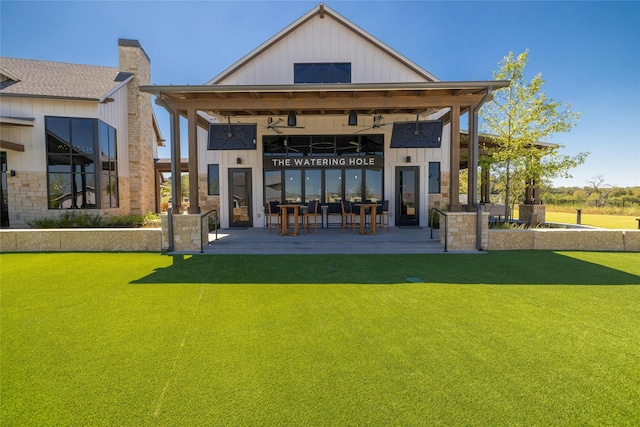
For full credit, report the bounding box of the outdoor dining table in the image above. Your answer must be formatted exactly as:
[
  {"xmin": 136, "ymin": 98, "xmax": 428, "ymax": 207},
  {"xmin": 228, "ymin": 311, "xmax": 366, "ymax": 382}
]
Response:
[
  {"xmin": 354, "ymin": 203, "xmax": 380, "ymax": 235},
  {"xmin": 278, "ymin": 204, "xmax": 304, "ymax": 236}
]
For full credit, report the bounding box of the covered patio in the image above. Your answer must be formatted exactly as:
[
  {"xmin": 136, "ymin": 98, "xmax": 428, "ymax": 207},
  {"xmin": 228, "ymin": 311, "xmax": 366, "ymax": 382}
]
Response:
[
  {"xmin": 142, "ymin": 80, "xmax": 510, "ymax": 252},
  {"xmin": 198, "ymin": 225, "xmax": 450, "ymax": 255}
]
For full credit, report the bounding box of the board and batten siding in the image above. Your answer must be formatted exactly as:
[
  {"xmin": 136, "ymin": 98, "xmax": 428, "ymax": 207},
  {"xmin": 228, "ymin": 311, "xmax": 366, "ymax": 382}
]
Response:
[
  {"xmin": 216, "ymin": 15, "xmax": 429, "ymax": 85},
  {"xmin": 99, "ymin": 85, "xmax": 130, "ymax": 178},
  {"xmin": 1, "ymin": 96, "xmax": 99, "ymax": 172}
]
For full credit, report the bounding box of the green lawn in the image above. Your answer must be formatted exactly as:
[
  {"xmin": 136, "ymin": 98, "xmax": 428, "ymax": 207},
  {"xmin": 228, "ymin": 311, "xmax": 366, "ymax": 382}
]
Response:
[
  {"xmin": 1, "ymin": 252, "xmax": 639, "ymax": 426},
  {"xmin": 513, "ymin": 208, "xmax": 639, "ymax": 229}
]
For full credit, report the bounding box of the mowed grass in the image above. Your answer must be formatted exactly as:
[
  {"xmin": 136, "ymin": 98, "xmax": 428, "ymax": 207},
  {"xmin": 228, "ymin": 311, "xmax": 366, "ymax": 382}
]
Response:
[
  {"xmin": 544, "ymin": 210, "xmax": 639, "ymax": 229},
  {"xmin": 1, "ymin": 251, "xmax": 639, "ymax": 426}
]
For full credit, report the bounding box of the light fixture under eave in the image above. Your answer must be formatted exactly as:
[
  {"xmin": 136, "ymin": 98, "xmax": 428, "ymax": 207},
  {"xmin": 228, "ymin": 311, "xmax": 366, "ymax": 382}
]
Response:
[
  {"xmin": 348, "ymin": 110, "xmax": 358, "ymax": 126},
  {"xmin": 287, "ymin": 111, "xmax": 297, "ymax": 127}
]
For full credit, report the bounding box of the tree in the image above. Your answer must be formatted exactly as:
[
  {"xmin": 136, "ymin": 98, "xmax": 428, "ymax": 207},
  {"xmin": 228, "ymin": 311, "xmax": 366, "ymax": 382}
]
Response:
[
  {"xmin": 480, "ymin": 50, "xmax": 588, "ymax": 219},
  {"xmin": 586, "ymin": 175, "xmax": 614, "ymax": 207}
]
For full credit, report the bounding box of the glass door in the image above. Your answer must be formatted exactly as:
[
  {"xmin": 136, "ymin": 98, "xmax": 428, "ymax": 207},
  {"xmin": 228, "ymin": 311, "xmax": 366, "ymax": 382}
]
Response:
[
  {"xmin": 228, "ymin": 168, "xmax": 252, "ymax": 227},
  {"xmin": 395, "ymin": 166, "xmax": 419, "ymax": 226}
]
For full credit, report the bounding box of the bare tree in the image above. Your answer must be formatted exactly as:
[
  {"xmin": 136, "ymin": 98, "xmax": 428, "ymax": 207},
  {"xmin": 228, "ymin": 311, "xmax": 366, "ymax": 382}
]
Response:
[{"xmin": 586, "ymin": 175, "xmax": 614, "ymax": 207}]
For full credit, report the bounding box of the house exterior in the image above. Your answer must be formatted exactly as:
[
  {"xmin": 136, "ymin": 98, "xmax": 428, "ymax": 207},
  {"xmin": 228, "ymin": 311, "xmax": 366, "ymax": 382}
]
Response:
[
  {"xmin": 0, "ymin": 39, "xmax": 162, "ymax": 228},
  {"xmin": 142, "ymin": 4, "xmax": 508, "ymax": 250}
]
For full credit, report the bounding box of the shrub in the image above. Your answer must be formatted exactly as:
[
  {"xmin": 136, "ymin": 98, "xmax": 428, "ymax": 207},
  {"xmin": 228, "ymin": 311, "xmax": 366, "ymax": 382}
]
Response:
[{"xmin": 28, "ymin": 211, "xmax": 161, "ymax": 229}]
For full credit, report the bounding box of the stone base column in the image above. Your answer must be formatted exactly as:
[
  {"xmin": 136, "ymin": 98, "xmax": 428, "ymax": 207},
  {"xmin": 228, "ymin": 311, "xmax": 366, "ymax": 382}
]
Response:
[
  {"xmin": 440, "ymin": 211, "xmax": 489, "ymax": 251},
  {"xmin": 518, "ymin": 204, "xmax": 546, "ymax": 225},
  {"xmin": 161, "ymin": 213, "xmax": 202, "ymax": 252}
]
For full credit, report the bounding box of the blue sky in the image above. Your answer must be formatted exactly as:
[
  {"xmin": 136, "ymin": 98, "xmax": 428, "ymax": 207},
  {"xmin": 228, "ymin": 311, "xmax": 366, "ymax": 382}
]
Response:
[{"xmin": 2, "ymin": 0, "xmax": 639, "ymax": 188}]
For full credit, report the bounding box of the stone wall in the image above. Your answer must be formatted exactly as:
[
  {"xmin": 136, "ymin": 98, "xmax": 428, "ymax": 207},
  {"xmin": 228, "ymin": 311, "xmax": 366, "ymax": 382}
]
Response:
[
  {"xmin": 488, "ymin": 229, "xmax": 640, "ymax": 252},
  {"xmin": 6, "ymin": 172, "xmax": 48, "ymax": 228},
  {"xmin": 440, "ymin": 211, "xmax": 489, "ymax": 251},
  {"xmin": 118, "ymin": 39, "xmax": 155, "ymax": 216},
  {"xmin": 0, "ymin": 228, "xmax": 162, "ymax": 252},
  {"xmin": 160, "ymin": 213, "xmax": 202, "ymax": 252},
  {"xmin": 519, "ymin": 204, "xmax": 546, "ymax": 225},
  {"xmin": 6, "ymin": 173, "xmax": 131, "ymax": 228}
]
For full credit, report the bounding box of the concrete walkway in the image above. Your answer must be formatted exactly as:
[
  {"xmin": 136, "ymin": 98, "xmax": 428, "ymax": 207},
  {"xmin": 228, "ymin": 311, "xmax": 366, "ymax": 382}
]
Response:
[{"xmin": 196, "ymin": 225, "xmax": 450, "ymax": 254}]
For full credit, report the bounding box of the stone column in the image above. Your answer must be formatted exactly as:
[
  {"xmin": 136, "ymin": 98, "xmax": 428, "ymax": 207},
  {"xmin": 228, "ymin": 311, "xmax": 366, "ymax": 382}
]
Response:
[{"xmin": 118, "ymin": 39, "xmax": 155, "ymax": 215}]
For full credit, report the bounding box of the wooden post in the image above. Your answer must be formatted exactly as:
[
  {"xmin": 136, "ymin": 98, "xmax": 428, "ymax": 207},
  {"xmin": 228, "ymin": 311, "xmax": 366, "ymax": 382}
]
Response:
[
  {"xmin": 466, "ymin": 107, "xmax": 477, "ymax": 212},
  {"xmin": 188, "ymin": 108, "xmax": 200, "ymax": 214},
  {"xmin": 449, "ymin": 105, "xmax": 461, "ymax": 212},
  {"xmin": 480, "ymin": 164, "xmax": 490, "ymax": 204},
  {"xmin": 171, "ymin": 111, "xmax": 181, "ymax": 214}
]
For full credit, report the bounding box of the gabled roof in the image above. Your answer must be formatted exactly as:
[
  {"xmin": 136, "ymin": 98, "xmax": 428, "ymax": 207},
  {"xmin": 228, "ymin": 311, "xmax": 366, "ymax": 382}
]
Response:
[
  {"xmin": 0, "ymin": 57, "xmax": 133, "ymax": 102},
  {"xmin": 207, "ymin": 3, "xmax": 439, "ymax": 85}
]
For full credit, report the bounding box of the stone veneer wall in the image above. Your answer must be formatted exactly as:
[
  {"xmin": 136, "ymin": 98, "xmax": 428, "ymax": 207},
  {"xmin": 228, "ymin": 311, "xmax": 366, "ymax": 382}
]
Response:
[
  {"xmin": 0, "ymin": 228, "xmax": 162, "ymax": 252},
  {"xmin": 519, "ymin": 204, "xmax": 546, "ymax": 224},
  {"xmin": 440, "ymin": 211, "xmax": 489, "ymax": 251},
  {"xmin": 6, "ymin": 172, "xmax": 48, "ymax": 228},
  {"xmin": 119, "ymin": 40, "xmax": 155, "ymax": 216},
  {"xmin": 6, "ymin": 173, "xmax": 131, "ymax": 228},
  {"xmin": 160, "ymin": 214, "xmax": 202, "ymax": 252},
  {"xmin": 488, "ymin": 229, "xmax": 640, "ymax": 251},
  {"xmin": 198, "ymin": 173, "xmax": 221, "ymax": 215}
]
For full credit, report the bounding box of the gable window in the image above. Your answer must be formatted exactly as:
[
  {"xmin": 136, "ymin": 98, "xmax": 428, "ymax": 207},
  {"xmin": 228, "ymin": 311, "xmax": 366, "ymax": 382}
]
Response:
[
  {"xmin": 294, "ymin": 63, "xmax": 351, "ymax": 84},
  {"xmin": 46, "ymin": 117, "xmax": 118, "ymax": 209}
]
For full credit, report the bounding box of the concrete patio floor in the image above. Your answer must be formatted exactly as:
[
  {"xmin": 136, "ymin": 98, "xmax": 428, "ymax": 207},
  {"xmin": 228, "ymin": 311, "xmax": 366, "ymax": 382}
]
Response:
[{"xmin": 194, "ymin": 225, "xmax": 460, "ymax": 255}]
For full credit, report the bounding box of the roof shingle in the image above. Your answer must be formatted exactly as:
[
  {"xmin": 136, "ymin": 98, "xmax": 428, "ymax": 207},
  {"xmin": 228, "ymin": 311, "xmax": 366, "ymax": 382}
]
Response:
[{"xmin": 0, "ymin": 57, "xmax": 132, "ymax": 100}]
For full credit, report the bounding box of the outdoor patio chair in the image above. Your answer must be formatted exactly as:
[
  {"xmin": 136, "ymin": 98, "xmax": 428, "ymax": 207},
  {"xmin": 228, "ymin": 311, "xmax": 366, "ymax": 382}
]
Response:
[
  {"xmin": 266, "ymin": 201, "xmax": 281, "ymax": 234},
  {"xmin": 303, "ymin": 199, "xmax": 320, "ymax": 234},
  {"xmin": 375, "ymin": 200, "xmax": 390, "ymax": 232},
  {"xmin": 340, "ymin": 200, "xmax": 357, "ymax": 233}
]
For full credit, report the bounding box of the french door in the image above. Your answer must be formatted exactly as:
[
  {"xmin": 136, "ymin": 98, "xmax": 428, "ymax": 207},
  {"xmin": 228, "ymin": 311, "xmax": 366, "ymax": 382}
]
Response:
[
  {"xmin": 395, "ymin": 166, "xmax": 419, "ymax": 226},
  {"xmin": 228, "ymin": 168, "xmax": 252, "ymax": 227}
]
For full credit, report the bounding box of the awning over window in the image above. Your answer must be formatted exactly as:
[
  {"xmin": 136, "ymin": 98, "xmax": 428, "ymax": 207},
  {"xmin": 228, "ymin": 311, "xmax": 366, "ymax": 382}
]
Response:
[
  {"xmin": 0, "ymin": 116, "xmax": 35, "ymax": 127},
  {"xmin": 0, "ymin": 139, "xmax": 25, "ymax": 152}
]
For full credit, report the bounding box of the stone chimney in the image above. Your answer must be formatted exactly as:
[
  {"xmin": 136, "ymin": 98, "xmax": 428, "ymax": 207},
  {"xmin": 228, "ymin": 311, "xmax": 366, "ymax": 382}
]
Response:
[{"xmin": 118, "ymin": 39, "xmax": 155, "ymax": 215}]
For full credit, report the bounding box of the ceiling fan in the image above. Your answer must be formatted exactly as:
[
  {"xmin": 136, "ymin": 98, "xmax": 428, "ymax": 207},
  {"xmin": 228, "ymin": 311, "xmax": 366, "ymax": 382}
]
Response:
[
  {"xmin": 337, "ymin": 136, "xmax": 363, "ymax": 152},
  {"xmin": 264, "ymin": 115, "xmax": 305, "ymax": 134},
  {"xmin": 353, "ymin": 112, "xmax": 392, "ymax": 133},
  {"xmin": 283, "ymin": 138, "xmax": 301, "ymax": 153}
]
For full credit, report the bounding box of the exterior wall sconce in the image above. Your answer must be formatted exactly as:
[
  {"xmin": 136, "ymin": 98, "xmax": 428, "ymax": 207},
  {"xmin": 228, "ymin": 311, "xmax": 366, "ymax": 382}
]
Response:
[
  {"xmin": 405, "ymin": 156, "xmax": 411, "ymax": 163},
  {"xmin": 348, "ymin": 110, "xmax": 358, "ymax": 126},
  {"xmin": 236, "ymin": 157, "xmax": 242, "ymax": 164},
  {"xmin": 287, "ymin": 111, "xmax": 297, "ymax": 127},
  {"xmin": 10, "ymin": 170, "xmax": 16, "ymax": 176}
]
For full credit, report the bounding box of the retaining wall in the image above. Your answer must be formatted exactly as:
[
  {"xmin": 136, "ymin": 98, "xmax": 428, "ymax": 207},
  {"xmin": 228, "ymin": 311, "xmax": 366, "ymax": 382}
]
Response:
[
  {"xmin": 488, "ymin": 229, "xmax": 640, "ymax": 252},
  {"xmin": 0, "ymin": 228, "xmax": 162, "ymax": 252}
]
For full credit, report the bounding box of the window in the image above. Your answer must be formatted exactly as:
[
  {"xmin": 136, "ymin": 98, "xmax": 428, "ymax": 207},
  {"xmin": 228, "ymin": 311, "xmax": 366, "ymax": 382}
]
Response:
[
  {"xmin": 294, "ymin": 63, "xmax": 351, "ymax": 84},
  {"xmin": 429, "ymin": 162, "xmax": 441, "ymax": 194},
  {"xmin": 207, "ymin": 164, "xmax": 220, "ymax": 195},
  {"xmin": 284, "ymin": 169, "xmax": 302, "ymax": 203},
  {"xmin": 46, "ymin": 117, "xmax": 118, "ymax": 209},
  {"xmin": 99, "ymin": 121, "xmax": 118, "ymax": 208}
]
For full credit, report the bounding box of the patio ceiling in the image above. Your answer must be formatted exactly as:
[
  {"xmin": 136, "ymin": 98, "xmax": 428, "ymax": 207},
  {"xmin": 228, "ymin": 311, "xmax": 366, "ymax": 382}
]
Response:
[{"xmin": 140, "ymin": 81, "xmax": 509, "ymax": 117}]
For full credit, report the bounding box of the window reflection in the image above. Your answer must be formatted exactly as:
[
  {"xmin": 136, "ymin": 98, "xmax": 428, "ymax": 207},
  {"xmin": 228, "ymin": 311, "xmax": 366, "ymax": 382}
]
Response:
[
  {"xmin": 46, "ymin": 117, "xmax": 117, "ymax": 209},
  {"xmin": 304, "ymin": 169, "xmax": 321, "ymax": 202},
  {"xmin": 325, "ymin": 169, "xmax": 342, "ymax": 202},
  {"xmin": 284, "ymin": 170, "xmax": 301, "ymax": 203},
  {"xmin": 345, "ymin": 169, "xmax": 362, "ymax": 202}
]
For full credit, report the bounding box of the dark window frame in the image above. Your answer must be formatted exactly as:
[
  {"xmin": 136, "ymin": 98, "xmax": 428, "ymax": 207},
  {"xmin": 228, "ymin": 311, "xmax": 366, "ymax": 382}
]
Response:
[
  {"xmin": 45, "ymin": 116, "xmax": 118, "ymax": 210},
  {"xmin": 263, "ymin": 168, "xmax": 383, "ymax": 205},
  {"xmin": 294, "ymin": 63, "xmax": 352, "ymax": 84},
  {"xmin": 428, "ymin": 161, "xmax": 441, "ymax": 194},
  {"xmin": 207, "ymin": 164, "xmax": 220, "ymax": 195}
]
